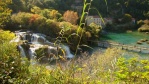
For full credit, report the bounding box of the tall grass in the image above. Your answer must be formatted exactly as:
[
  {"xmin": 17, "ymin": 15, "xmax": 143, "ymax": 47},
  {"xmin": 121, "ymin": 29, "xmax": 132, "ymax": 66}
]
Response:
[{"xmin": 26, "ymin": 48, "xmax": 125, "ymax": 84}]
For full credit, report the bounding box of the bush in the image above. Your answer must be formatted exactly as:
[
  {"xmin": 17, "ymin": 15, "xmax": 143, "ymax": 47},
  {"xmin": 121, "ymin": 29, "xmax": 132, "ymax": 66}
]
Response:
[
  {"xmin": 0, "ymin": 30, "xmax": 29, "ymax": 83},
  {"xmin": 63, "ymin": 10, "xmax": 79, "ymax": 25},
  {"xmin": 121, "ymin": 14, "xmax": 132, "ymax": 23},
  {"xmin": 11, "ymin": 12, "xmax": 48, "ymax": 31},
  {"xmin": 137, "ymin": 20, "xmax": 144, "ymax": 27},
  {"xmin": 31, "ymin": 7, "xmax": 62, "ymax": 21},
  {"xmin": 11, "ymin": 12, "xmax": 33, "ymax": 29},
  {"xmin": 30, "ymin": 14, "xmax": 47, "ymax": 31},
  {"xmin": 86, "ymin": 23, "xmax": 102, "ymax": 40},
  {"xmin": 44, "ymin": 19, "xmax": 61, "ymax": 37},
  {"xmin": 116, "ymin": 57, "xmax": 149, "ymax": 83},
  {"xmin": 58, "ymin": 21, "xmax": 87, "ymax": 51},
  {"xmin": 0, "ymin": 0, "xmax": 12, "ymax": 28},
  {"xmin": 138, "ymin": 24, "xmax": 149, "ymax": 32}
]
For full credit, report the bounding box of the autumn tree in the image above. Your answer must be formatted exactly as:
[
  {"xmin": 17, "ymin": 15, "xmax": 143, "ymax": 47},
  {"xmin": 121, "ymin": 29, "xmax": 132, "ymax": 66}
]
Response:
[
  {"xmin": 0, "ymin": 0, "xmax": 12, "ymax": 28},
  {"xmin": 31, "ymin": 6, "xmax": 62, "ymax": 21},
  {"xmin": 63, "ymin": 10, "xmax": 79, "ymax": 25}
]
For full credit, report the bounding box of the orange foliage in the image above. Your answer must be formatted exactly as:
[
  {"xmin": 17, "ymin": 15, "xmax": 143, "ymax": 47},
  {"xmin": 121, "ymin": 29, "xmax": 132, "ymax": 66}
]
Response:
[
  {"xmin": 144, "ymin": 19, "xmax": 149, "ymax": 25},
  {"xmin": 29, "ymin": 14, "xmax": 40, "ymax": 24},
  {"xmin": 63, "ymin": 10, "xmax": 79, "ymax": 25}
]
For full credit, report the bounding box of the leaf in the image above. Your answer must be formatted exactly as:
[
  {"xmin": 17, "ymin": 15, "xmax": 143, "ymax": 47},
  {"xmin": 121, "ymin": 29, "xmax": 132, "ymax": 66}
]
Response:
[
  {"xmin": 68, "ymin": 33, "xmax": 80, "ymax": 39},
  {"xmin": 79, "ymin": 44, "xmax": 93, "ymax": 49}
]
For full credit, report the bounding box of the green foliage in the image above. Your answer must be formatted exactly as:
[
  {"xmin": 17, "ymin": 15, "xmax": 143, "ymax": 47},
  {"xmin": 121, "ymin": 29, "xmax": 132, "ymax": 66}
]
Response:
[
  {"xmin": 144, "ymin": 11, "xmax": 149, "ymax": 19},
  {"xmin": 1, "ymin": 0, "xmax": 149, "ymax": 83},
  {"xmin": 11, "ymin": 0, "xmax": 59, "ymax": 12},
  {"xmin": 137, "ymin": 20, "xmax": 144, "ymax": 27},
  {"xmin": 11, "ymin": 12, "xmax": 47, "ymax": 30},
  {"xmin": 0, "ymin": 0, "xmax": 12, "ymax": 28},
  {"xmin": 105, "ymin": 13, "xmax": 134, "ymax": 32},
  {"xmin": 126, "ymin": 0, "xmax": 149, "ymax": 19},
  {"xmin": 35, "ymin": 46, "xmax": 48, "ymax": 60},
  {"xmin": 1, "ymin": 30, "xmax": 149, "ymax": 84},
  {"xmin": 11, "ymin": 12, "xmax": 33, "ymax": 29},
  {"xmin": 10, "ymin": 0, "xmax": 31, "ymax": 12},
  {"xmin": 121, "ymin": 14, "xmax": 132, "ymax": 23},
  {"xmin": 86, "ymin": 23, "xmax": 102, "ymax": 40},
  {"xmin": 90, "ymin": 0, "xmax": 149, "ymax": 19},
  {"xmin": 58, "ymin": 21, "xmax": 87, "ymax": 51},
  {"xmin": 115, "ymin": 57, "xmax": 149, "ymax": 83},
  {"xmin": 0, "ymin": 30, "xmax": 15, "ymax": 43},
  {"xmin": 0, "ymin": 30, "xmax": 30, "ymax": 84},
  {"xmin": 31, "ymin": 6, "xmax": 62, "ymax": 21},
  {"xmin": 44, "ymin": 19, "xmax": 60, "ymax": 37},
  {"xmin": 31, "ymin": 14, "xmax": 47, "ymax": 30}
]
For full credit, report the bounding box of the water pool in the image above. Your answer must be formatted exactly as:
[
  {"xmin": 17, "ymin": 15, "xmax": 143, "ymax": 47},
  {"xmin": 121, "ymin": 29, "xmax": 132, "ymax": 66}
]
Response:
[
  {"xmin": 102, "ymin": 31, "xmax": 149, "ymax": 47},
  {"xmin": 101, "ymin": 31, "xmax": 149, "ymax": 58}
]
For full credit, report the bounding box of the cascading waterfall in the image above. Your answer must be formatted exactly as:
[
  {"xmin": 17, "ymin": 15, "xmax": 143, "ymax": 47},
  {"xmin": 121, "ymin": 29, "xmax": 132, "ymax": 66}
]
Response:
[
  {"xmin": 31, "ymin": 34, "xmax": 40, "ymax": 43},
  {"xmin": 11, "ymin": 30, "xmax": 74, "ymax": 62},
  {"xmin": 18, "ymin": 45, "xmax": 26, "ymax": 57},
  {"xmin": 62, "ymin": 45, "xmax": 74, "ymax": 58}
]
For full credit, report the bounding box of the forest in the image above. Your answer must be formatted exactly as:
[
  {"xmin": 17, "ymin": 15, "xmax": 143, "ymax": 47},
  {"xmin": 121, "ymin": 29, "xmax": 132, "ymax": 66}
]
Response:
[{"xmin": 0, "ymin": 0, "xmax": 149, "ymax": 84}]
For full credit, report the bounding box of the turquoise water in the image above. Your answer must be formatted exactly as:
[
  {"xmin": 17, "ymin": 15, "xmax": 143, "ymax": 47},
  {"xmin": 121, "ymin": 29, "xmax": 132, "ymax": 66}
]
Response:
[
  {"xmin": 101, "ymin": 31, "xmax": 149, "ymax": 58},
  {"xmin": 102, "ymin": 31, "xmax": 149, "ymax": 47}
]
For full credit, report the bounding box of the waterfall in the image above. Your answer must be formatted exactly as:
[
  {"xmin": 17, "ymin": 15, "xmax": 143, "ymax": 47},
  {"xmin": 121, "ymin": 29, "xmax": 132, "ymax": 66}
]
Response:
[
  {"xmin": 31, "ymin": 33, "xmax": 46, "ymax": 44},
  {"xmin": 31, "ymin": 34, "xmax": 40, "ymax": 43},
  {"xmin": 29, "ymin": 44, "xmax": 43, "ymax": 58},
  {"xmin": 11, "ymin": 30, "xmax": 74, "ymax": 61},
  {"xmin": 18, "ymin": 45, "xmax": 26, "ymax": 57},
  {"xmin": 62, "ymin": 45, "xmax": 74, "ymax": 58}
]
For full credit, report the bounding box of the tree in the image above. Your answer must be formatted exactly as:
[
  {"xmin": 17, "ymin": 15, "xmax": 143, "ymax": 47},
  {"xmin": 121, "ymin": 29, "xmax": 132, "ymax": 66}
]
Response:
[
  {"xmin": 49, "ymin": 9, "xmax": 62, "ymax": 21},
  {"xmin": 0, "ymin": 0, "xmax": 12, "ymax": 28},
  {"xmin": 86, "ymin": 23, "xmax": 102, "ymax": 40},
  {"xmin": 126, "ymin": 0, "xmax": 149, "ymax": 19},
  {"xmin": 121, "ymin": 14, "xmax": 132, "ymax": 23},
  {"xmin": 31, "ymin": 6, "xmax": 62, "ymax": 21},
  {"xmin": 63, "ymin": 10, "xmax": 79, "ymax": 25}
]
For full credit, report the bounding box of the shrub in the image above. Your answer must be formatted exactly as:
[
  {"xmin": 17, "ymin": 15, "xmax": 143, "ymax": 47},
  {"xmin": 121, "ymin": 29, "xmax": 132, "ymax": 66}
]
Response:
[
  {"xmin": 11, "ymin": 12, "xmax": 33, "ymax": 29},
  {"xmin": 121, "ymin": 14, "xmax": 132, "ymax": 23},
  {"xmin": 0, "ymin": 30, "xmax": 15, "ymax": 43},
  {"xmin": 0, "ymin": 30, "xmax": 29, "ymax": 84},
  {"xmin": 63, "ymin": 10, "xmax": 79, "ymax": 25},
  {"xmin": 137, "ymin": 20, "xmax": 144, "ymax": 27},
  {"xmin": 11, "ymin": 12, "xmax": 48, "ymax": 31},
  {"xmin": 30, "ymin": 14, "xmax": 47, "ymax": 30},
  {"xmin": 144, "ymin": 20, "xmax": 149, "ymax": 25},
  {"xmin": 44, "ymin": 19, "xmax": 60, "ymax": 37},
  {"xmin": 86, "ymin": 22, "xmax": 102, "ymax": 40},
  {"xmin": 48, "ymin": 9, "xmax": 62, "ymax": 21},
  {"xmin": 0, "ymin": 0, "xmax": 12, "ymax": 28},
  {"xmin": 58, "ymin": 21, "xmax": 90, "ymax": 51},
  {"xmin": 115, "ymin": 57, "xmax": 149, "ymax": 83},
  {"xmin": 31, "ymin": 7, "xmax": 62, "ymax": 21},
  {"xmin": 138, "ymin": 24, "xmax": 149, "ymax": 32}
]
